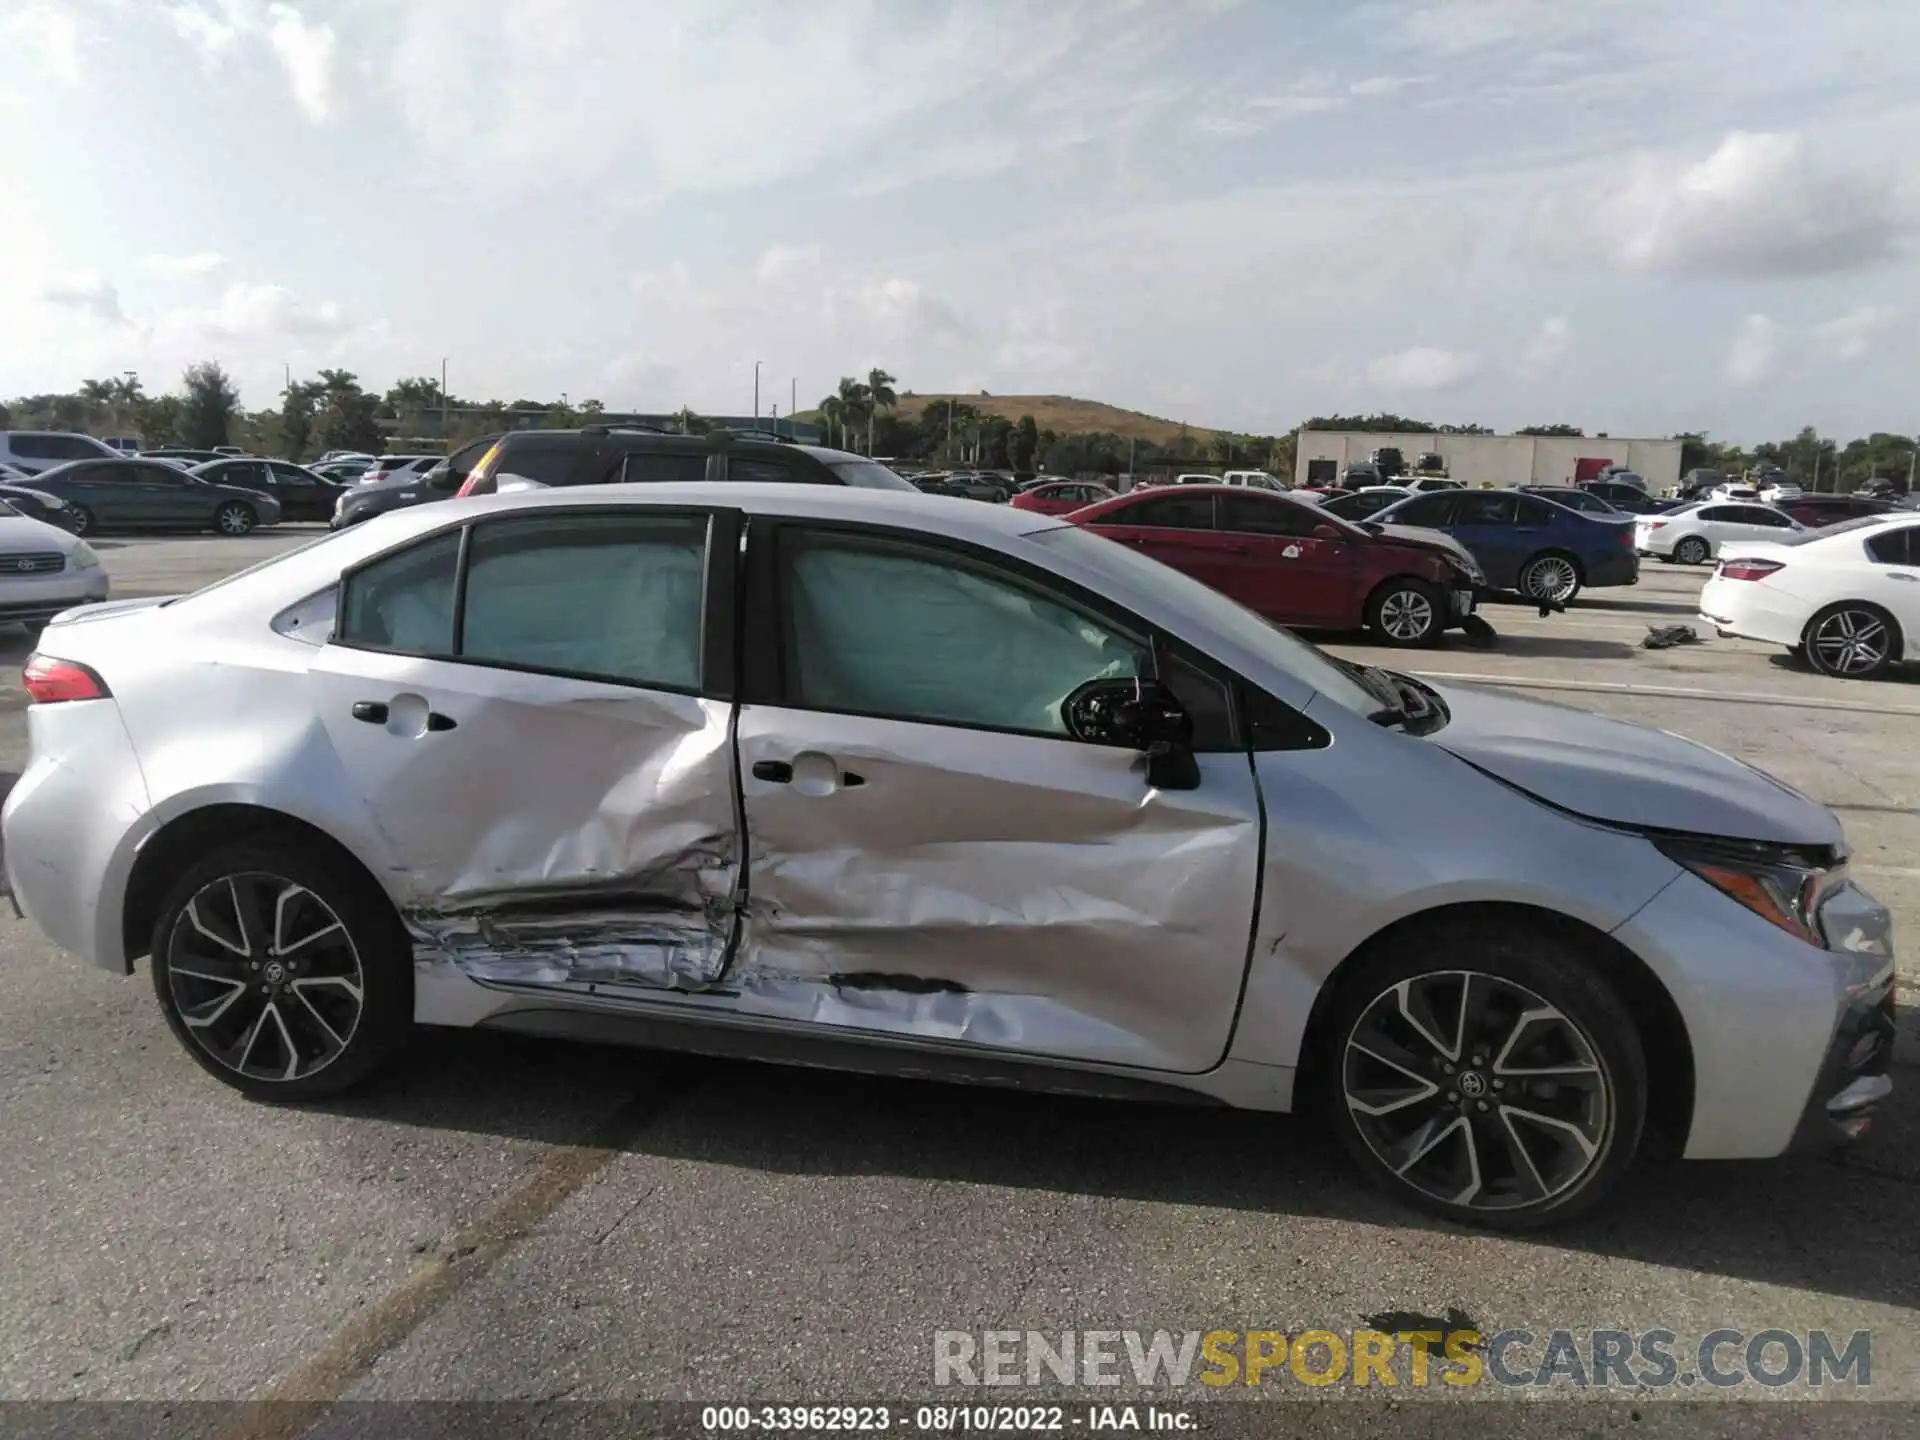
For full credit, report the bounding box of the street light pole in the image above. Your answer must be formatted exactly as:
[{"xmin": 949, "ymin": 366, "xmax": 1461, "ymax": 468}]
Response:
[
  {"xmin": 441, "ymin": 357, "xmax": 449, "ymax": 436},
  {"xmin": 753, "ymin": 361, "xmax": 762, "ymax": 432}
]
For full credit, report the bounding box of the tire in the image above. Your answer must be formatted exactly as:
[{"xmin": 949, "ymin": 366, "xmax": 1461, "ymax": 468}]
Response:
[
  {"xmin": 70, "ymin": 506, "xmax": 96, "ymax": 537},
  {"xmin": 1673, "ymin": 536, "xmax": 1710, "ymax": 566},
  {"xmin": 1322, "ymin": 920, "xmax": 1648, "ymax": 1230},
  {"xmin": 150, "ymin": 839, "xmax": 413, "ymax": 1100},
  {"xmin": 1803, "ymin": 602, "xmax": 1899, "ymax": 681},
  {"xmin": 214, "ymin": 501, "xmax": 258, "ymax": 536},
  {"xmin": 1365, "ymin": 577, "xmax": 1445, "ymax": 648},
  {"xmin": 1517, "ymin": 552, "xmax": 1583, "ymax": 605}
]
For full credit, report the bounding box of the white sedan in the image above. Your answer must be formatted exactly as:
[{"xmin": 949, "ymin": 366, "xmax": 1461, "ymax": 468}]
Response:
[
  {"xmin": 1700, "ymin": 514, "xmax": 1920, "ymax": 678},
  {"xmin": 1636, "ymin": 500, "xmax": 1803, "ymax": 565},
  {"xmin": 0, "ymin": 506, "xmax": 110, "ymax": 627}
]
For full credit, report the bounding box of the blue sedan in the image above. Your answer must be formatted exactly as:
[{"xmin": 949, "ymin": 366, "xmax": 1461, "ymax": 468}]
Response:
[{"xmin": 1372, "ymin": 488, "xmax": 1638, "ymax": 603}]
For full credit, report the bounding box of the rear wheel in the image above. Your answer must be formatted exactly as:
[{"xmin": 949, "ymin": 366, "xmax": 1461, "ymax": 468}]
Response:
[
  {"xmin": 214, "ymin": 501, "xmax": 257, "ymax": 536},
  {"xmin": 1324, "ymin": 921, "xmax": 1647, "ymax": 1229},
  {"xmin": 1803, "ymin": 603, "xmax": 1898, "ymax": 680},
  {"xmin": 150, "ymin": 840, "xmax": 413, "ymax": 1099},
  {"xmin": 1517, "ymin": 552, "xmax": 1582, "ymax": 605},
  {"xmin": 1366, "ymin": 578, "xmax": 1445, "ymax": 648},
  {"xmin": 70, "ymin": 506, "xmax": 96, "ymax": 537},
  {"xmin": 1673, "ymin": 536, "xmax": 1710, "ymax": 566}
]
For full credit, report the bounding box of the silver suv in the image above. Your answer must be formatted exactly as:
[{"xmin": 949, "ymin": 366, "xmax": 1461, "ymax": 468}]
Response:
[{"xmin": 0, "ymin": 430, "xmax": 120, "ymax": 475}]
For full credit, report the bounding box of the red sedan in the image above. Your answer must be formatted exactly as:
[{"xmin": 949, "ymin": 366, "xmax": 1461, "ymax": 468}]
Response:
[
  {"xmin": 1008, "ymin": 479, "xmax": 1115, "ymax": 516},
  {"xmin": 1065, "ymin": 485, "xmax": 1483, "ymax": 646}
]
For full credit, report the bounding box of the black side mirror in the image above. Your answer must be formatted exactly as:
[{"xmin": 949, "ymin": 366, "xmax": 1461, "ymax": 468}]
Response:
[
  {"xmin": 424, "ymin": 468, "xmax": 459, "ymax": 491},
  {"xmin": 1061, "ymin": 677, "xmax": 1200, "ymax": 789}
]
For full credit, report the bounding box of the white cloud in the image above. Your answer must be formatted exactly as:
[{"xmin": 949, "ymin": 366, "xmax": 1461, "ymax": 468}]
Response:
[
  {"xmin": 266, "ymin": 4, "xmax": 336, "ymax": 122},
  {"xmin": 1520, "ymin": 316, "xmax": 1572, "ymax": 372},
  {"xmin": 170, "ymin": 281, "xmax": 348, "ymax": 339},
  {"xmin": 39, "ymin": 271, "xmax": 124, "ymax": 324},
  {"xmin": 860, "ymin": 278, "xmax": 973, "ymax": 345},
  {"xmin": 1592, "ymin": 131, "xmax": 1901, "ymax": 278},
  {"xmin": 164, "ymin": 1, "xmax": 244, "ymax": 63},
  {"xmin": 1249, "ymin": 93, "xmax": 1345, "ymax": 116},
  {"xmin": 1366, "ymin": 346, "xmax": 1482, "ymax": 391},
  {"xmin": 755, "ymin": 245, "xmax": 823, "ymax": 285},
  {"xmin": 144, "ymin": 251, "xmax": 229, "ymax": 278},
  {"xmin": 1812, "ymin": 305, "xmax": 1895, "ymax": 363},
  {"xmin": 1195, "ymin": 115, "xmax": 1262, "ymax": 137},
  {"xmin": 1723, "ymin": 314, "xmax": 1779, "ymax": 386},
  {"xmin": 6, "ymin": 3, "xmax": 81, "ymax": 82},
  {"xmin": 1349, "ymin": 73, "xmax": 1433, "ymax": 96}
]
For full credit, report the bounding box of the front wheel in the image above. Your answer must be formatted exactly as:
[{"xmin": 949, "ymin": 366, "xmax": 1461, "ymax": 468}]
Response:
[
  {"xmin": 1804, "ymin": 603, "xmax": 1898, "ymax": 680},
  {"xmin": 69, "ymin": 506, "xmax": 96, "ymax": 537},
  {"xmin": 1517, "ymin": 553, "xmax": 1582, "ymax": 605},
  {"xmin": 1673, "ymin": 536, "xmax": 1710, "ymax": 566},
  {"xmin": 214, "ymin": 501, "xmax": 257, "ymax": 536},
  {"xmin": 1325, "ymin": 923, "xmax": 1647, "ymax": 1229},
  {"xmin": 1366, "ymin": 578, "xmax": 1445, "ymax": 648},
  {"xmin": 150, "ymin": 840, "xmax": 413, "ymax": 1099}
]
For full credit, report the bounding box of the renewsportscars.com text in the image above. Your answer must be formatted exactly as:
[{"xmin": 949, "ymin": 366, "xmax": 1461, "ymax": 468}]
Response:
[{"xmin": 933, "ymin": 1328, "xmax": 1872, "ymax": 1390}]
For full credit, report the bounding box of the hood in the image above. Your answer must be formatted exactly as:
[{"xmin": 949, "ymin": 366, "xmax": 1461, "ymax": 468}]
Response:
[
  {"xmin": 1372, "ymin": 523, "xmax": 1481, "ymax": 575},
  {"xmin": 1427, "ymin": 681, "xmax": 1842, "ymax": 846}
]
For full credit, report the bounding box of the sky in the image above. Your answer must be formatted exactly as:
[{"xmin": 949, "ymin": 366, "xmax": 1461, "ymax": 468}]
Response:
[{"xmin": 1, "ymin": 0, "xmax": 1916, "ymax": 442}]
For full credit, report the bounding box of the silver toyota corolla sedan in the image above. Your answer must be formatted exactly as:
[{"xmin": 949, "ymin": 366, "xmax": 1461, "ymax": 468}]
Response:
[{"xmin": 2, "ymin": 483, "xmax": 1895, "ymax": 1229}]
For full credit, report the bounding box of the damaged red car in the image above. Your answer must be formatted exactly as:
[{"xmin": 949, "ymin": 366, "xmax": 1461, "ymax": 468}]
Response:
[{"xmin": 1064, "ymin": 485, "xmax": 1485, "ymax": 646}]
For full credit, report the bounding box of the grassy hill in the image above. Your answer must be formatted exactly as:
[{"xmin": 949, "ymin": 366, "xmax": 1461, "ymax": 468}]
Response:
[{"xmin": 803, "ymin": 393, "xmax": 1232, "ymax": 445}]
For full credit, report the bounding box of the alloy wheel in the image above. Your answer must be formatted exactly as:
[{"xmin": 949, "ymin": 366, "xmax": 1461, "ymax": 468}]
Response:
[
  {"xmin": 1810, "ymin": 608, "xmax": 1890, "ymax": 676},
  {"xmin": 1521, "ymin": 556, "xmax": 1578, "ymax": 603},
  {"xmin": 1378, "ymin": 588, "xmax": 1434, "ymax": 642},
  {"xmin": 1342, "ymin": 970, "xmax": 1612, "ymax": 1214},
  {"xmin": 216, "ymin": 503, "xmax": 255, "ymax": 535},
  {"xmin": 1674, "ymin": 537, "xmax": 1708, "ymax": 565},
  {"xmin": 164, "ymin": 873, "xmax": 365, "ymax": 1083}
]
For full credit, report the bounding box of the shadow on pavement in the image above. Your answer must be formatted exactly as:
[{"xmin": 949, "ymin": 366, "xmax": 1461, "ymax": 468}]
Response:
[
  {"xmin": 320, "ymin": 1024, "xmax": 1920, "ymax": 1315},
  {"xmin": 1565, "ymin": 594, "xmax": 1704, "ymax": 617},
  {"xmin": 1469, "ymin": 634, "xmax": 1638, "ymax": 661}
]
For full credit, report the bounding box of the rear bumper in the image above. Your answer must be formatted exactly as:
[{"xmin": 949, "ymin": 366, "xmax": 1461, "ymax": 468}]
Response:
[
  {"xmin": 1698, "ymin": 576, "xmax": 1808, "ymax": 647},
  {"xmin": 1583, "ymin": 551, "xmax": 1640, "ymax": 588}
]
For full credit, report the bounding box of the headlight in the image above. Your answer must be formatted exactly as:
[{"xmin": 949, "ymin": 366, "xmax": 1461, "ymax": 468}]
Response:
[
  {"xmin": 70, "ymin": 542, "xmax": 102, "ymax": 570},
  {"xmin": 1652, "ymin": 833, "xmax": 1842, "ymax": 947}
]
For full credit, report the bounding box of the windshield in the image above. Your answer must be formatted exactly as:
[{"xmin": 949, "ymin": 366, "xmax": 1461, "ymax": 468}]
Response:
[
  {"xmin": 1029, "ymin": 525, "xmax": 1382, "ymax": 715},
  {"xmin": 826, "ymin": 458, "xmax": 918, "ymax": 491}
]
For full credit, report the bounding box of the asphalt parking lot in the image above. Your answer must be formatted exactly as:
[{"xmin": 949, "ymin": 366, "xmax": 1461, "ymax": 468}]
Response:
[{"xmin": 2, "ymin": 529, "xmax": 1918, "ymax": 1425}]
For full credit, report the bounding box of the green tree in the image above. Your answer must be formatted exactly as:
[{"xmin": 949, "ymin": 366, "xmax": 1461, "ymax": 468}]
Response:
[
  {"xmin": 279, "ymin": 379, "xmax": 322, "ymax": 460},
  {"xmin": 864, "ymin": 368, "xmax": 898, "ymax": 456},
  {"xmin": 672, "ymin": 405, "xmax": 711, "ymax": 436},
  {"xmin": 177, "ymin": 361, "xmax": 241, "ymax": 447},
  {"xmin": 1011, "ymin": 414, "xmax": 1040, "ymax": 470},
  {"xmin": 1516, "ymin": 423, "xmax": 1584, "ymax": 436},
  {"xmin": 836, "ymin": 376, "xmax": 872, "ymax": 453},
  {"xmin": 311, "ymin": 371, "xmax": 383, "ymax": 455},
  {"xmin": 815, "ymin": 394, "xmax": 845, "ymax": 448}
]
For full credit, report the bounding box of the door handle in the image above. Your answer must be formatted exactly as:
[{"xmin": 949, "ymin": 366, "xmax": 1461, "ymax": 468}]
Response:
[
  {"xmin": 350, "ymin": 701, "xmax": 388, "ymax": 724},
  {"xmin": 1224, "ymin": 544, "xmax": 1252, "ymax": 555},
  {"xmin": 426, "ymin": 711, "xmax": 458, "ymax": 731},
  {"xmin": 1890, "ymin": 573, "xmax": 1919, "ymax": 582},
  {"xmin": 752, "ymin": 760, "xmax": 794, "ymax": 783}
]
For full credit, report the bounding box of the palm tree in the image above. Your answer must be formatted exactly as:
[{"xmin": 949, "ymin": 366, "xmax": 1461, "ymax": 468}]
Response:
[
  {"xmin": 817, "ymin": 394, "xmax": 845, "ymax": 449},
  {"xmin": 864, "ymin": 368, "xmax": 897, "ymax": 456},
  {"xmin": 836, "ymin": 376, "xmax": 871, "ymax": 454}
]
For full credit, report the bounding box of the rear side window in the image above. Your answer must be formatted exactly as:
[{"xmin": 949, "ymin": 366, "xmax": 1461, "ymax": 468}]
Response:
[
  {"xmin": 1866, "ymin": 527, "xmax": 1917, "ymax": 566},
  {"xmin": 460, "ymin": 514, "xmax": 706, "ymax": 689},
  {"xmin": 1116, "ymin": 495, "xmax": 1215, "ymax": 529},
  {"xmin": 1455, "ymin": 493, "xmax": 1519, "ymax": 525},
  {"xmin": 1517, "ymin": 496, "xmax": 1555, "ymax": 525},
  {"xmin": 465, "ymin": 439, "xmax": 582, "ymax": 495},
  {"xmin": 338, "ymin": 530, "xmax": 462, "ymax": 654},
  {"xmin": 616, "ymin": 452, "xmax": 709, "ymax": 485},
  {"xmin": 730, "ymin": 455, "xmax": 829, "ymax": 485}
]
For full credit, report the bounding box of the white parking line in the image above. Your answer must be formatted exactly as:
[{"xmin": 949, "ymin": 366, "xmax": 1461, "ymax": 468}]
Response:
[{"xmin": 1408, "ymin": 670, "xmax": 1920, "ymax": 717}]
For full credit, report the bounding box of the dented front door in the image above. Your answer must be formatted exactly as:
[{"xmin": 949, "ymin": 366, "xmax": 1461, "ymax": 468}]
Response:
[
  {"xmin": 308, "ymin": 507, "xmax": 742, "ymax": 992},
  {"xmin": 729, "ymin": 524, "xmax": 1263, "ymax": 1074}
]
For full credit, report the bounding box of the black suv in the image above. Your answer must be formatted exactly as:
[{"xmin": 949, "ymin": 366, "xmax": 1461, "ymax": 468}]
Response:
[{"xmin": 331, "ymin": 427, "xmax": 914, "ymax": 529}]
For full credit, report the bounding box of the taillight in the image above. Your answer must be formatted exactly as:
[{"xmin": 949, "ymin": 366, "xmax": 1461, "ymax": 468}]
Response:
[
  {"xmin": 1617, "ymin": 526, "xmax": 1634, "ymax": 547},
  {"xmin": 1644, "ymin": 520, "xmax": 1668, "ymax": 530},
  {"xmin": 22, "ymin": 654, "xmax": 110, "ymax": 703},
  {"xmin": 1720, "ymin": 558, "xmax": 1785, "ymax": 582}
]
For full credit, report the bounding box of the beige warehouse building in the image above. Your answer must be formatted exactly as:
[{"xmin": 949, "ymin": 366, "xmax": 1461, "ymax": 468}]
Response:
[{"xmin": 1294, "ymin": 432, "xmax": 1685, "ymax": 491}]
